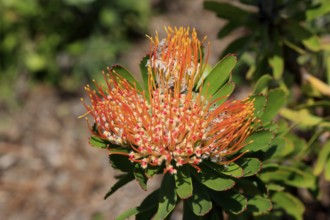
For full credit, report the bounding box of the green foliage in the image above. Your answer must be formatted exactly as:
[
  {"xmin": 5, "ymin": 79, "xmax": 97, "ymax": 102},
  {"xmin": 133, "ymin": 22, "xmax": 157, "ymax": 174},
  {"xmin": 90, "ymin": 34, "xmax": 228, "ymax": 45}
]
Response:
[{"xmin": 0, "ymin": 0, "xmax": 150, "ymax": 104}]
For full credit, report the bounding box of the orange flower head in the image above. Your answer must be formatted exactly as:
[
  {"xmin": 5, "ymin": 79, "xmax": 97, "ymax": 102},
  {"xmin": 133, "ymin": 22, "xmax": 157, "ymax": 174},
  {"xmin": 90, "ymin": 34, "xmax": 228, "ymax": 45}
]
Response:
[{"xmin": 82, "ymin": 27, "xmax": 256, "ymax": 174}]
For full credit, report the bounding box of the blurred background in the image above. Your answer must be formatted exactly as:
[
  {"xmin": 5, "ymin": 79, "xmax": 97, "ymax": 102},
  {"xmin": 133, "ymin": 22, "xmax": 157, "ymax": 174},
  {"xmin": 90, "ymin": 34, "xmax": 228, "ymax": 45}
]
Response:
[
  {"xmin": 0, "ymin": 0, "xmax": 227, "ymax": 219},
  {"xmin": 1, "ymin": 0, "xmax": 330, "ymax": 219}
]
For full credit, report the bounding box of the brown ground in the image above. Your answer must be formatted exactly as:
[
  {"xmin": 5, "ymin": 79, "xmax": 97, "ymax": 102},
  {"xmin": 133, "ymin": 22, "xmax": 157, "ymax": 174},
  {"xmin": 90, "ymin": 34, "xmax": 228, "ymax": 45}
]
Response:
[{"xmin": 0, "ymin": 1, "xmax": 229, "ymax": 219}]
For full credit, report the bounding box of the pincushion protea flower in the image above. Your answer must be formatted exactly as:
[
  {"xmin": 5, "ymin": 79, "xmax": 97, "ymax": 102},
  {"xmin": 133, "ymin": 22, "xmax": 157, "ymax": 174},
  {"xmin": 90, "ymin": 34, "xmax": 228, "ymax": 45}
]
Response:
[{"xmin": 82, "ymin": 27, "xmax": 256, "ymax": 174}]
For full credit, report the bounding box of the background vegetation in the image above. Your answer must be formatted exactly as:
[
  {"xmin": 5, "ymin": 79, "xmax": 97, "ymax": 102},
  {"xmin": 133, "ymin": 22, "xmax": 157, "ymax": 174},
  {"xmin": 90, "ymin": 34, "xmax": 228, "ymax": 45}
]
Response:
[{"xmin": 1, "ymin": 0, "xmax": 330, "ymax": 219}]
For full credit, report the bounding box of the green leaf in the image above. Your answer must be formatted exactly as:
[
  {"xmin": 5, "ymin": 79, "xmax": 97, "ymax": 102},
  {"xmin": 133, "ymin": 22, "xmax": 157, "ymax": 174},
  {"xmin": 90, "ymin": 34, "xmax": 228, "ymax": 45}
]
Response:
[
  {"xmin": 139, "ymin": 55, "xmax": 150, "ymax": 99},
  {"xmin": 104, "ymin": 173, "xmax": 135, "ymax": 199},
  {"xmin": 89, "ymin": 136, "xmax": 109, "ymax": 149},
  {"xmin": 324, "ymin": 158, "xmax": 330, "ymax": 181},
  {"xmin": 251, "ymin": 95, "xmax": 267, "ymax": 119},
  {"xmin": 134, "ymin": 164, "xmax": 148, "ymax": 190},
  {"xmin": 313, "ymin": 140, "xmax": 330, "ymax": 175},
  {"xmin": 236, "ymin": 177, "xmax": 268, "ymax": 196},
  {"xmin": 280, "ymin": 108, "xmax": 330, "ymax": 128},
  {"xmin": 306, "ymin": 2, "xmax": 330, "ymax": 21},
  {"xmin": 253, "ymin": 74, "xmax": 273, "ymax": 94},
  {"xmin": 221, "ymin": 162, "xmax": 244, "ymax": 178},
  {"xmin": 204, "ymin": 1, "xmax": 251, "ymax": 23},
  {"xmin": 235, "ymin": 158, "xmax": 262, "ymax": 177},
  {"xmin": 243, "ymin": 130, "xmax": 274, "ymax": 152},
  {"xmin": 201, "ymin": 54, "xmax": 237, "ymax": 97},
  {"xmin": 260, "ymin": 89, "xmax": 287, "ymax": 124},
  {"xmin": 211, "ymin": 190, "xmax": 247, "ymax": 214},
  {"xmin": 155, "ymin": 174, "xmax": 177, "ymax": 219},
  {"xmin": 193, "ymin": 163, "xmax": 235, "ymax": 191},
  {"xmin": 261, "ymin": 137, "xmax": 294, "ymax": 160},
  {"xmin": 175, "ymin": 165, "xmax": 193, "ymax": 199},
  {"xmin": 111, "ymin": 65, "xmax": 143, "ymax": 91},
  {"xmin": 145, "ymin": 166, "xmax": 161, "ymax": 178},
  {"xmin": 109, "ymin": 154, "xmax": 134, "ymax": 173},
  {"xmin": 246, "ymin": 195, "xmax": 272, "ymax": 214},
  {"xmin": 205, "ymin": 161, "xmax": 242, "ymax": 178},
  {"xmin": 186, "ymin": 182, "xmax": 213, "ymax": 216},
  {"xmin": 272, "ymin": 191, "xmax": 304, "ymax": 220},
  {"xmin": 212, "ymin": 82, "xmax": 235, "ymax": 105},
  {"xmin": 269, "ymin": 53, "xmax": 284, "ymax": 80},
  {"xmin": 260, "ymin": 164, "xmax": 316, "ymax": 189},
  {"xmin": 115, "ymin": 207, "xmax": 139, "ymax": 220}
]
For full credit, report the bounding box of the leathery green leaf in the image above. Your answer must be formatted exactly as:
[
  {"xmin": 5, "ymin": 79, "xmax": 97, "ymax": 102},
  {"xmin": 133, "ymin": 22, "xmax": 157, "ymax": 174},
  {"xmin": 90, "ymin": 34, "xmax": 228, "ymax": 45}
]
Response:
[
  {"xmin": 221, "ymin": 162, "xmax": 244, "ymax": 178},
  {"xmin": 155, "ymin": 173, "xmax": 177, "ymax": 219},
  {"xmin": 211, "ymin": 190, "xmax": 247, "ymax": 214},
  {"xmin": 212, "ymin": 82, "xmax": 235, "ymax": 106},
  {"xmin": 253, "ymin": 74, "xmax": 273, "ymax": 94},
  {"xmin": 261, "ymin": 164, "xmax": 316, "ymax": 189},
  {"xmin": 260, "ymin": 89, "xmax": 287, "ymax": 124},
  {"xmin": 205, "ymin": 161, "xmax": 242, "ymax": 178},
  {"xmin": 175, "ymin": 165, "xmax": 193, "ymax": 199},
  {"xmin": 313, "ymin": 140, "xmax": 330, "ymax": 175},
  {"xmin": 186, "ymin": 182, "xmax": 212, "ymax": 216},
  {"xmin": 250, "ymin": 95, "xmax": 267, "ymax": 119},
  {"xmin": 235, "ymin": 158, "xmax": 262, "ymax": 177},
  {"xmin": 111, "ymin": 65, "xmax": 143, "ymax": 91},
  {"xmin": 115, "ymin": 207, "xmax": 139, "ymax": 220},
  {"xmin": 193, "ymin": 163, "xmax": 235, "ymax": 191},
  {"xmin": 89, "ymin": 136, "xmax": 109, "ymax": 149},
  {"xmin": 243, "ymin": 130, "xmax": 274, "ymax": 152},
  {"xmin": 272, "ymin": 191, "xmax": 304, "ymax": 220},
  {"xmin": 201, "ymin": 54, "xmax": 237, "ymax": 97},
  {"xmin": 246, "ymin": 195, "xmax": 272, "ymax": 214}
]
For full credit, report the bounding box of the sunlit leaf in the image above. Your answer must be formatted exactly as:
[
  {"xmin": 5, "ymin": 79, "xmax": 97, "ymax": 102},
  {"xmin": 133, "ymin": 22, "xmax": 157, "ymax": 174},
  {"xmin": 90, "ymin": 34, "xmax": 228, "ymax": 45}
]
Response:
[
  {"xmin": 246, "ymin": 195, "xmax": 272, "ymax": 214},
  {"xmin": 201, "ymin": 54, "xmax": 237, "ymax": 97},
  {"xmin": 253, "ymin": 74, "xmax": 273, "ymax": 94},
  {"xmin": 212, "ymin": 82, "xmax": 235, "ymax": 105},
  {"xmin": 89, "ymin": 136, "xmax": 109, "ymax": 149},
  {"xmin": 186, "ymin": 182, "xmax": 212, "ymax": 216},
  {"xmin": 313, "ymin": 140, "xmax": 330, "ymax": 175},
  {"xmin": 260, "ymin": 89, "xmax": 287, "ymax": 124},
  {"xmin": 272, "ymin": 191, "xmax": 304, "ymax": 220},
  {"xmin": 221, "ymin": 162, "xmax": 244, "ymax": 178},
  {"xmin": 155, "ymin": 174, "xmax": 177, "ymax": 219},
  {"xmin": 111, "ymin": 65, "xmax": 143, "ymax": 91},
  {"xmin": 175, "ymin": 165, "xmax": 193, "ymax": 199},
  {"xmin": 244, "ymin": 130, "xmax": 274, "ymax": 152},
  {"xmin": 235, "ymin": 158, "xmax": 262, "ymax": 177},
  {"xmin": 193, "ymin": 163, "xmax": 235, "ymax": 191},
  {"xmin": 260, "ymin": 164, "xmax": 316, "ymax": 189}
]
